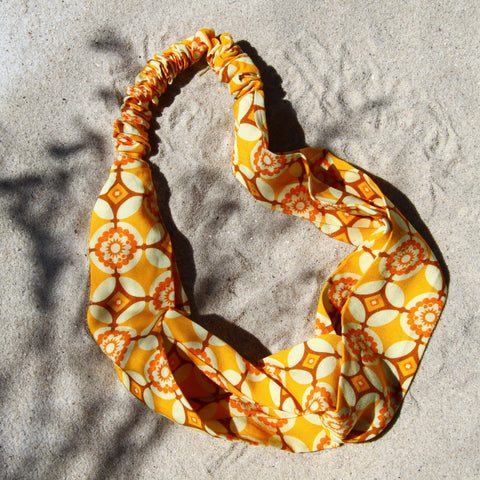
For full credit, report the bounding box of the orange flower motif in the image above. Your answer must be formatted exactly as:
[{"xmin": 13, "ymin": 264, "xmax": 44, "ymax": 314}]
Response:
[
  {"xmin": 253, "ymin": 149, "xmax": 287, "ymax": 177},
  {"xmin": 304, "ymin": 386, "xmax": 334, "ymax": 414},
  {"xmin": 346, "ymin": 329, "xmax": 378, "ymax": 364},
  {"xmin": 97, "ymin": 330, "xmax": 132, "ymax": 365},
  {"xmin": 201, "ymin": 367, "xmax": 229, "ymax": 390},
  {"xmin": 114, "ymin": 155, "xmax": 136, "ymax": 167},
  {"xmin": 376, "ymin": 392, "xmax": 400, "ymax": 429},
  {"xmin": 87, "ymin": 30, "xmax": 448, "ymax": 452},
  {"xmin": 190, "ymin": 348, "xmax": 213, "ymax": 366},
  {"xmin": 281, "ymin": 185, "xmax": 319, "ymax": 222},
  {"xmin": 95, "ymin": 227, "xmax": 138, "ymax": 269},
  {"xmin": 386, "ymin": 239, "xmax": 425, "ymax": 276},
  {"xmin": 147, "ymin": 351, "xmax": 177, "ymax": 395},
  {"xmin": 152, "ymin": 276, "xmax": 176, "ymax": 311},
  {"xmin": 407, "ymin": 297, "xmax": 443, "ymax": 337},
  {"xmin": 145, "ymin": 193, "xmax": 161, "ymax": 219},
  {"xmin": 229, "ymin": 397, "xmax": 261, "ymax": 416},
  {"xmin": 261, "ymin": 362, "xmax": 283, "ymax": 382},
  {"xmin": 315, "ymin": 434, "xmax": 333, "ymax": 450},
  {"xmin": 255, "ymin": 415, "xmax": 288, "ymax": 430},
  {"xmin": 315, "ymin": 316, "xmax": 333, "ymax": 335},
  {"xmin": 245, "ymin": 362, "xmax": 264, "ymax": 378},
  {"xmin": 322, "ymin": 411, "xmax": 355, "ymax": 438},
  {"xmin": 328, "ymin": 277, "xmax": 357, "ymax": 310}
]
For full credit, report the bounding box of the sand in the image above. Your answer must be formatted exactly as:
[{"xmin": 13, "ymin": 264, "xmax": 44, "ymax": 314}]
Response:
[{"xmin": 1, "ymin": 1, "xmax": 479, "ymax": 478}]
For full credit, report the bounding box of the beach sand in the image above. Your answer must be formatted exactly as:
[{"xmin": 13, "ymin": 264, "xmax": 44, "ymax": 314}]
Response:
[{"xmin": 1, "ymin": 1, "xmax": 479, "ymax": 478}]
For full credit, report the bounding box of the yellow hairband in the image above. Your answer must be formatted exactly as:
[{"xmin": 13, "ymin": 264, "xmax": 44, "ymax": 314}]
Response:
[{"xmin": 88, "ymin": 29, "xmax": 447, "ymax": 452}]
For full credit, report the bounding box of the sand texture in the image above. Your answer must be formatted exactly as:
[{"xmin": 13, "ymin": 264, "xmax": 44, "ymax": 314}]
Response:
[{"xmin": 1, "ymin": 1, "xmax": 479, "ymax": 478}]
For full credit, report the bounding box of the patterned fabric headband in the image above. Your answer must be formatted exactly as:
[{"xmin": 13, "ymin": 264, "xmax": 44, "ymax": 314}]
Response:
[{"xmin": 88, "ymin": 29, "xmax": 447, "ymax": 452}]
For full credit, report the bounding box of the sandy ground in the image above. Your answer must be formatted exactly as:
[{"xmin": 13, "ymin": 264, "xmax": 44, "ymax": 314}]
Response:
[{"xmin": 1, "ymin": 1, "xmax": 479, "ymax": 479}]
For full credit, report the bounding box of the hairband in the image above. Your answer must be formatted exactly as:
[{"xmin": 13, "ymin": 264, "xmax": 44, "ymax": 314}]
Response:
[{"xmin": 87, "ymin": 29, "xmax": 447, "ymax": 452}]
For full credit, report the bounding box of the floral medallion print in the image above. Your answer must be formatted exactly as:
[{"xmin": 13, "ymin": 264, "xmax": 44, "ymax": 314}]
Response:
[
  {"xmin": 375, "ymin": 390, "xmax": 400, "ymax": 429},
  {"xmin": 188, "ymin": 347, "xmax": 217, "ymax": 368},
  {"xmin": 328, "ymin": 276, "xmax": 358, "ymax": 310},
  {"xmin": 386, "ymin": 239, "xmax": 426, "ymax": 276},
  {"xmin": 315, "ymin": 314, "xmax": 334, "ymax": 335},
  {"xmin": 229, "ymin": 397, "xmax": 262, "ymax": 417},
  {"xmin": 314, "ymin": 431, "xmax": 339, "ymax": 450},
  {"xmin": 97, "ymin": 329, "xmax": 132, "ymax": 365},
  {"xmin": 152, "ymin": 275, "xmax": 176, "ymax": 311},
  {"xmin": 260, "ymin": 359, "xmax": 285, "ymax": 383},
  {"xmin": 280, "ymin": 184, "xmax": 320, "ymax": 222},
  {"xmin": 406, "ymin": 296, "xmax": 444, "ymax": 337},
  {"xmin": 322, "ymin": 409, "xmax": 355, "ymax": 439},
  {"xmin": 146, "ymin": 351, "xmax": 178, "ymax": 399},
  {"xmin": 345, "ymin": 327, "xmax": 381, "ymax": 364},
  {"xmin": 245, "ymin": 362, "xmax": 265, "ymax": 381},
  {"xmin": 254, "ymin": 415, "xmax": 289, "ymax": 431},
  {"xmin": 381, "ymin": 235, "xmax": 428, "ymax": 280},
  {"xmin": 94, "ymin": 226, "xmax": 138, "ymax": 270},
  {"xmin": 303, "ymin": 385, "xmax": 334, "ymax": 414},
  {"xmin": 251, "ymin": 141, "xmax": 288, "ymax": 178}
]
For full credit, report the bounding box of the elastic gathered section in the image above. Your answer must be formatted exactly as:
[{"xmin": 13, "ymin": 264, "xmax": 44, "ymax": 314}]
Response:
[{"xmin": 113, "ymin": 29, "xmax": 263, "ymax": 163}]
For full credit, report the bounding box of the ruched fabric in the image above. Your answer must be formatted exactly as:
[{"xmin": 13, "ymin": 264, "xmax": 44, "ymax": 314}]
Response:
[{"xmin": 88, "ymin": 29, "xmax": 447, "ymax": 452}]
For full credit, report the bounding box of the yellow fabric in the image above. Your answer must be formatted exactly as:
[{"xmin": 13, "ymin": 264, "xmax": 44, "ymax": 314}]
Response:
[{"xmin": 88, "ymin": 29, "xmax": 447, "ymax": 452}]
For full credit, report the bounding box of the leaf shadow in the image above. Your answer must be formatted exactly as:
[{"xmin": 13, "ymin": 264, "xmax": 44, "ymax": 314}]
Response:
[
  {"xmin": 90, "ymin": 28, "xmax": 144, "ymax": 110},
  {"xmin": 0, "ymin": 170, "xmax": 71, "ymax": 313}
]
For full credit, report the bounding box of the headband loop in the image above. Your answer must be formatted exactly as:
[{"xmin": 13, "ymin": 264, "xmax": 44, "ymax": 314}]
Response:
[{"xmin": 88, "ymin": 30, "xmax": 446, "ymax": 453}]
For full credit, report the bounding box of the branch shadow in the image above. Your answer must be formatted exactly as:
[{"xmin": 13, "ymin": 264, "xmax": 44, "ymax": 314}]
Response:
[
  {"xmin": 0, "ymin": 171, "xmax": 71, "ymax": 314},
  {"xmin": 90, "ymin": 28, "xmax": 144, "ymax": 110}
]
